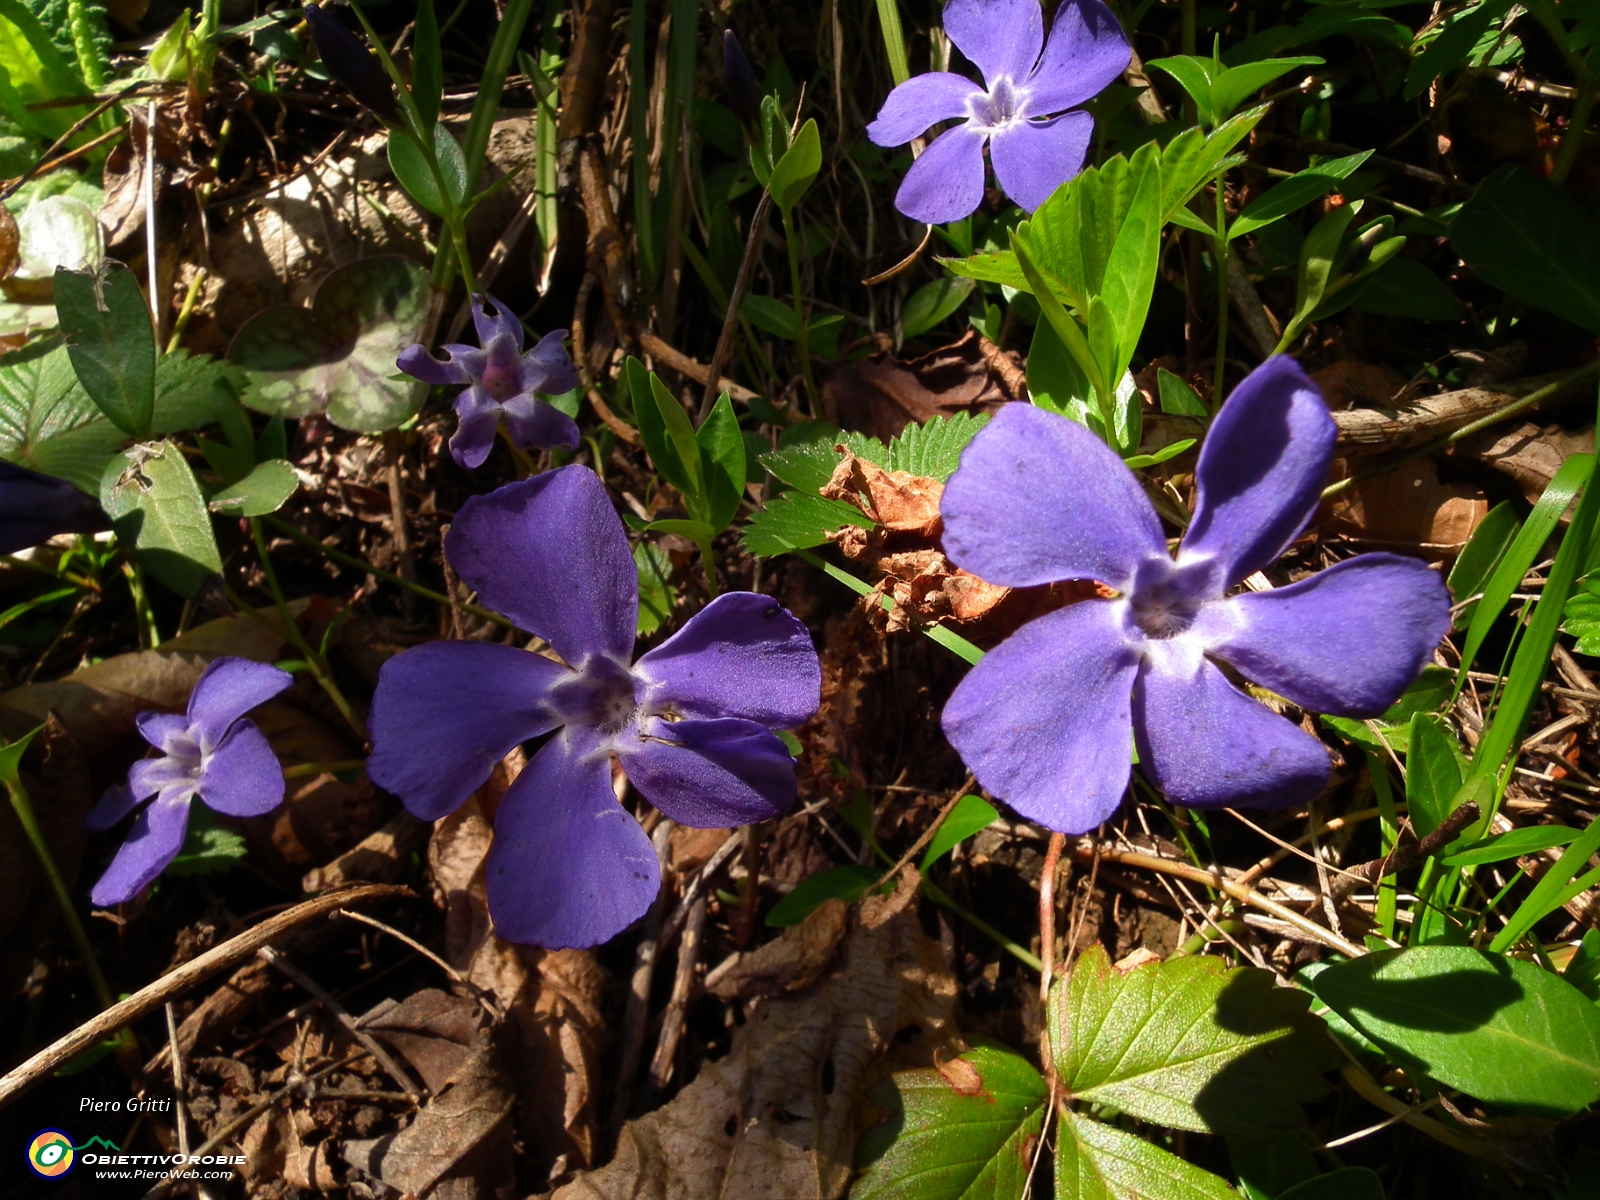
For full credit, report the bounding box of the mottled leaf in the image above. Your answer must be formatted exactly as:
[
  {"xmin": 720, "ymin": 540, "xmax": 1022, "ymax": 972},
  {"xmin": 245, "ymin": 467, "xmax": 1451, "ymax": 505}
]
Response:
[{"xmin": 99, "ymin": 440, "xmax": 223, "ymax": 598}]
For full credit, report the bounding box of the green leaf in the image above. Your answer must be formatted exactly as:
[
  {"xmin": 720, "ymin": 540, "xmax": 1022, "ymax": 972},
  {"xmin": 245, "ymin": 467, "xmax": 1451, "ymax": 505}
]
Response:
[
  {"xmin": 1405, "ymin": 0, "xmax": 1510, "ymax": 99},
  {"xmin": 99, "ymin": 441, "xmax": 224, "ymax": 598},
  {"xmin": 411, "ymin": 0, "xmax": 442, "ymax": 131},
  {"xmin": 765, "ymin": 864, "xmax": 881, "ymax": 928},
  {"xmin": 1440, "ymin": 825, "xmax": 1579, "ymax": 867},
  {"xmin": 645, "ymin": 518, "xmax": 716, "ymax": 540},
  {"xmin": 1231, "ymin": 152, "xmax": 1372, "ymax": 239},
  {"xmin": 0, "ymin": 722, "xmax": 42, "ymax": 784},
  {"xmin": 1277, "ymin": 1168, "xmax": 1386, "ymax": 1200},
  {"xmin": 228, "ymin": 255, "xmax": 430, "ymax": 432},
  {"xmin": 1448, "ymin": 500, "xmax": 1519, "ymax": 630},
  {"xmin": 1451, "ymin": 165, "xmax": 1600, "ymax": 333},
  {"xmin": 1156, "ymin": 368, "xmax": 1208, "ymax": 416},
  {"xmin": 1122, "ymin": 437, "xmax": 1197, "ymax": 469},
  {"xmin": 901, "ymin": 275, "xmax": 976, "ymax": 339},
  {"xmin": 886, "ymin": 412, "xmax": 990, "ymax": 481},
  {"xmin": 1405, "ymin": 714, "xmax": 1463, "ymax": 838},
  {"xmin": 1285, "ymin": 204, "xmax": 1357, "ymax": 345},
  {"xmin": 0, "ymin": 0, "xmax": 93, "ymax": 141},
  {"xmin": 740, "ymin": 293, "xmax": 802, "ymax": 340},
  {"xmin": 1565, "ymin": 584, "xmax": 1600, "ymax": 656},
  {"xmin": 651, "ymin": 369, "xmax": 704, "ymax": 505},
  {"xmin": 1158, "ymin": 107, "xmax": 1265, "ymax": 222},
  {"xmin": 54, "ymin": 260, "xmax": 155, "ymax": 437},
  {"xmin": 1052, "ymin": 945, "xmax": 1332, "ymax": 1137},
  {"xmin": 1100, "ymin": 155, "xmax": 1163, "ymax": 378},
  {"xmin": 741, "ymin": 491, "xmax": 871, "ymax": 557},
  {"xmin": 634, "ymin": 540, "xmax": 676, "ymax": 636},
  {"xmin": 1348, "ymin": 257, "xmax": 1465, "ymax": 322},
  {"xmin": 387, "ymin": 122, "xmax": 469, "ymax": 217},
  {"xmin": 207, "ymin": 459, "xmax": 298, "ymax": 517},
  {"xmin": 853, "ymin": 1042, "xmax": 1046, "ymax": 1200},
  {"xmin": 920, "ymin": 795, "xmax": 997, "ymax": 871},
  {"xmin": 1490, "ymin": 814, "xmax": 1600, "ymax": 952},
  {"xmin": 1207, "ymin": 56, "xmax": 1323, "ymax": 124},
  {"xmin": 626, "ymin": 357, "xmax": 692, "ymax": 498},
  {"xmin": 1227, "ymin": 1132, "xmax": 1318, "ymax": 1200},
  {"xmin": 1146, "ymin": 55, "xmax": 1219, "ymax": 124},
  {"xmin": 166, "ymin": 807, "xmax": 250, "ymax": 877},
  {"xmin": 1456, "ymin": 452, "xmax": 1593, "ymax": 688},
  {"xmin": 1055, "ymin": 1109, "xmax": 1237, "ymax": 1200},
  {"xmin": 768, "ymin": 118, "xmax": 821, "ymax": 211},
  {"xmin": 1323, "ymin": 666, "xmax": 1454, "ymax": 753},
  {"xmin": 696, "ymin": 391, "xmax": 745, "ymax": 532},
  {"xmin": 1309, "ymin": 946, "xmax": 1600, "ymax": 1115},
  {"xmin": 761, "ymin": 437, "xmax": 846, "ymax": 494}
]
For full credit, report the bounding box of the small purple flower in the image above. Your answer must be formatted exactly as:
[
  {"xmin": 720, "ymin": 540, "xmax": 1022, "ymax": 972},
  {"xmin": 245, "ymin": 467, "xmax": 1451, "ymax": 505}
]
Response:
[
  {"xmin": 368, "ymin": 465, "xmax": 821, "ymax": 949},
  {"xmin": 84, "ymin": 658, "xmax": 292, "ymax": 906},
  {"xmin": 866, "ymin": 0, "xmax": 1131, "ymax": 224},
  {"xmin": 940, "ymin": 357, "xmax": 1452, "ymax": 833},
  {"xmin": 398, "ymin": 294, "xmax": 580, "ymax": 470}
]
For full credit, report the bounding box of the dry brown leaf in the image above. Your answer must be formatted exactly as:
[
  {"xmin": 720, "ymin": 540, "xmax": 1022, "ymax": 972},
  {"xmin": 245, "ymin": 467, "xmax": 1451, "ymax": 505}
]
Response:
[
  {"xmin": 822, "ymin": 330, "xmax": 1021, "ymax": 442},
  {"xmin": 547, "ymin": 871, "xmax": 957, "ymax": 1200},
  {"xmin": 364, "ymin": 989, "xmax": 487, "ymax": 1094},
  {"xmin": 0, "ymin": 606, "xmax": 296, "ymax": 753},
  {"xmin": 303, "ymin": 811, "xmax": 431, "ymax": 892},
  {"xmin": 820, "ymin": 453, "xmax": 943, "ymax": 536},
  {"xmin": 1323, "ymin": 457, "xmax": 1487, "ymax": 550},
  {"xmin": 1454, "ymin": 421, "xmax": 1595, "ymax": 504},
  {"xmin": 667, "ymin": 825, "xmax": 731, "ymax": 878},
  {"xmin": 430, "ymin": 779, "xmax": 608, "ymax": 1179},
  {"xmin": 343, "ymin": 1027, "xmax": 515, "ymax": 1199},
  {"xmin": 706, "ymin": 898, "xmax": 850, "ymax": 1000}
]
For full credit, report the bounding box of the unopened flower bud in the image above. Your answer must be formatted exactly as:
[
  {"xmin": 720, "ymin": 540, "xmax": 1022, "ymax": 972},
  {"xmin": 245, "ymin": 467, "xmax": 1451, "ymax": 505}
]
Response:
[
  {"xmin": 722, "ymin": 30, "xmax": 762, "ymax": 132},
  {"xmin": 304, "ymin": 4, "xmax": 401, "ymax": 126}
]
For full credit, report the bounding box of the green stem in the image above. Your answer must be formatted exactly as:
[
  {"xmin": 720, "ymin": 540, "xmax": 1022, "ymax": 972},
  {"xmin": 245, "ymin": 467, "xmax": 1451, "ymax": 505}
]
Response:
[
  {"xmin": 873, "ymin": 0, "xmax": 911, "ymax": 86},
  {"xmin": 790, "ymin": 546, "xmax": 983, "ymax": 664},
  {"xmin": 2, "ymin": 744, "xmax": 115, "ymax": 1010},
  {"xmin": 1211, "ymin": 171, "xmax": 1230, "ymax": 408},
  {"xmin": 780, "ymin": 207, "xmax": 818, "ymax": 411},
  {"xmin": 262, "ymin": 515, "xmax": 511, "ymax": 629},
  {"xmin": 282, "ymin": 760, "xmax": 369, "ymax": 779},
  {"xmin": 460, "ymin": 0, "xmax": 534, "ymax": 191},
  {"xmin": 244, "ymin": 523, "xmax": 369, "ymax": 742},
  {"xmin": 695, "ymin": 537, "xmax": 721, "ymax": 599}
]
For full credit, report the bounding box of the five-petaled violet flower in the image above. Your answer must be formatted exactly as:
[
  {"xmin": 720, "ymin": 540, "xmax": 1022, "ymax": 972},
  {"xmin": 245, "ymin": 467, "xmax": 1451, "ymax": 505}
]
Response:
[
  {"xmin": 398, "ymin": 294, "xmax": 580, "ymax": 470},
  {"xmin": 866, "ymin": 0, "xmax": 1131, "ymax": 224},
  {"xmin": 368, "ymin": 465, "xmax": 822, "ymax": 949},
  {"xmin": 940, "ymin": 357, "xmax": 1451, "ymax": 833},
  {"xmin": 84, "ymin": 658, "xmax": 293, "ymax": 906}
]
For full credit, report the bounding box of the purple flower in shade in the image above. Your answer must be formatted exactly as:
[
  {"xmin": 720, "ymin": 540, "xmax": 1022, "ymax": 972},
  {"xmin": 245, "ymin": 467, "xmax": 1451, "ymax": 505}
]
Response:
[
  {"xmin": 367, "ymin": 465, "xmax": 821, "ymax": 949},
  {"xmin": 397, "ymin": 294, "xmax": 580, "ymax": 470},
  {"xmin": 83, "ymin": 658, "xmax": 292, "ymax": 906},
  {"xmin": 939, "ymin": 357, "xmax": 1452, "ymax": 833},
  {"xmin": 866, "ymin": 0, "xmax": 1131, "ymax": 225},
  {"xmin": 0, "ymin": 459, "xmax": 108, "ymax": 555}
]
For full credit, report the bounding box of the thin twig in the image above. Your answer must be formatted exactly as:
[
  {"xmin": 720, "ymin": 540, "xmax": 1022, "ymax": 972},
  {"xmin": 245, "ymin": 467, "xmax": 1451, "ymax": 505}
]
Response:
[
  {"xmin": 647, "ymin": 893, "xmax": 705, "ymax": 1095},
  {"xmin": 256, "ymin": 946, "xmax": 424, "ymax": 1100},
  {"xmin": 698, "ymin": 190, "xmax": 773, "ymax": 421},
  {"xmin": 872, "ymin": 778, "xmax": 975, "ymax": 890},
  {"xmin": 1038, "ymin": 832, "xmax": 1066, "ymax": 1088},
  {"xmin": 163, "ymin": 1002, "xmax": 192, "ymax": 1193},
  {"xmin": 606, "ymin": 820, "xmax": 675, "ymax": 1144},
  {"xmin": 0, "ymin": 884, "xmax": 409, "ymax": 1107}
]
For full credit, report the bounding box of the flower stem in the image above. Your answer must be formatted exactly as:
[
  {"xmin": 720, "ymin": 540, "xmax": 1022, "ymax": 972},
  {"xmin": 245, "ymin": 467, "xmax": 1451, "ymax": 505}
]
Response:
[
  {"xmin": 780, "ymin": 207, "xmax": 819, "ymax": 413},
  {"xmin": 1211, "ymin": 170, "xmax": 1230, "ymax": 408},
  {"xmin": 1, "ymin": 733, "xmax": 115, "ymax": 1012},
  {"xmin": 244, "ymin": 522, "xmax": 369, "ymax": 743}
]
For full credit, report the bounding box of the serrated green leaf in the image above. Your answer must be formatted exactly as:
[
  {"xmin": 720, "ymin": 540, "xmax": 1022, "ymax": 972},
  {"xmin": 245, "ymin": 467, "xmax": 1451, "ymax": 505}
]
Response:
[
  {"xmin": 1055, "ymin": 1109, "xmax": 1237, "ymax": 1200},
  {"xmin": 228, "ymin": 256, "xmax": 429, "ymax": 432},
  {"xmin": 208, "ymin": 459, "xmax": 298, "ymax": 517},
  {"xmin": 1052, "ymin": 945, "xmax": 1332, "ymax": 1136},
  {"xmin": 920, "ymin": 795, "xmax": 997, "ymax": 871},
  {"xmin": 634, "ymin": 540, "xmax": 676, "ymax": 636},
  {"xmin": 886, "ymin": 412, "xmax": 991, "ymax": 482},
  {"xmin": 765, "ymin": 864, "xmax": 881, "ymax": 927},
  {"xmin": 1309, "ymin": 946, "xmax": 1600, "ymax": 1114},
  {"xmin": 741, "ymin": 492, "xmax": 871, "ymax": 557},
  {"xmin": 54, "ymin": 260, "xmax": 155, "ymax": 436},
  {"xmin": 853, "ymin": 1042, "xmax": 1046, "ymax": 1200},
  {"xmin": 99, "ymin": 440, "xmax": 223, "ymax": 598},
  {"xmin": 761, "ymin": 438, "xmax": 846, "ymax": 494}
]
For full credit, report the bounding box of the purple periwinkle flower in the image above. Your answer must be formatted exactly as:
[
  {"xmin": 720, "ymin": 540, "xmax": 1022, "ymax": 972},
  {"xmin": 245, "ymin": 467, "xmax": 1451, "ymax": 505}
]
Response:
[
  {"xmin": 866, "ymin": 0, "xmax": 1131, "ymax": 224},
  {"xmin": 722, "ymin": 30, "xmax": 762, "ymax": 131},
  {"xmin": 368, "ymin": 465, "xmax": 821, "ymax": 949},
  {"xmin": 398, "ymin": 294, "xmax": 580, "ymax": 470},
  {"xmin": 84, "ymin": 658, "xmax": 292, "ymax": 906},
  {"xmin": 940, "ymin": 357, "xmax": 1452, "ymax": 833}
]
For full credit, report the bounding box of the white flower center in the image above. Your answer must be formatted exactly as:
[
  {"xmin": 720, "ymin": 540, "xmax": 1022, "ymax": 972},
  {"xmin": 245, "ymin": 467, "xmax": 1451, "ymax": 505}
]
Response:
[{"xmin": 968, "ymin": 76, "xmax": 1028, "ymax": 131}]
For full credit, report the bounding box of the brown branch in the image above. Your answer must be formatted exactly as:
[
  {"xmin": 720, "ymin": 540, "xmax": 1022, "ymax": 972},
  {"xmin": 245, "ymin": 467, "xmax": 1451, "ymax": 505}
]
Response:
[{"xmin": 0, "ymin": 884, "xmax": 410, "ymax": 1108}]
